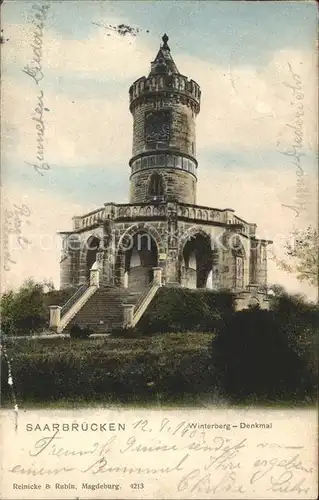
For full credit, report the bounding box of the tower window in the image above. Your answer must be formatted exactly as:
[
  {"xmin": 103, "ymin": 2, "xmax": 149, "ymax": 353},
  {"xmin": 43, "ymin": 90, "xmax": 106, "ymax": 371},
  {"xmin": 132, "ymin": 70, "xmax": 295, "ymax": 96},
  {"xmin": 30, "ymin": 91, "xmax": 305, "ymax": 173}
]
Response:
[{"xmin": 149, "ymin": 173, "xmax": 164, "ymax": 198}]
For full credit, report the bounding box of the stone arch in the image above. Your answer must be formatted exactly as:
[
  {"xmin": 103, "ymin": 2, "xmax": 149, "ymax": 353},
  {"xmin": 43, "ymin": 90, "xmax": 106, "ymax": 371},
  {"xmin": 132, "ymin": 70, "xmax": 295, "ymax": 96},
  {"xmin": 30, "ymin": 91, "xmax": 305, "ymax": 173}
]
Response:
[
  {"xmin": 115, "ymin": 223, "xmax": 165, "ymax": 289},
  {"xmin": 183, "ymin": 207, "xmax": 189, "ymax": 218},
  {"xmin": 84, "ymin": 234, "xmax": 101, "ymax": 279},
  {"xmin": 178, "ymin": 226, "xmax": 211, "ymax": 252},
  {"xmin": 178, "ymin": 227, "xmax": 213, "ymax": 289},
  {"xmin": 117, "ymin": 222, "xmax": 165, "ymax": 255}
]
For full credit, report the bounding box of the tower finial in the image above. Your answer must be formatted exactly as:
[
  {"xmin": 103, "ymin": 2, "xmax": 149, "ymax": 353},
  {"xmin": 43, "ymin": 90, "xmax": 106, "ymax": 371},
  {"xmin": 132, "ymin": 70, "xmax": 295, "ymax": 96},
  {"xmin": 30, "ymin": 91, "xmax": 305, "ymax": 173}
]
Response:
[{"xmin": 162, "ymin": 33, "xmax": 169, "ymax": 50}]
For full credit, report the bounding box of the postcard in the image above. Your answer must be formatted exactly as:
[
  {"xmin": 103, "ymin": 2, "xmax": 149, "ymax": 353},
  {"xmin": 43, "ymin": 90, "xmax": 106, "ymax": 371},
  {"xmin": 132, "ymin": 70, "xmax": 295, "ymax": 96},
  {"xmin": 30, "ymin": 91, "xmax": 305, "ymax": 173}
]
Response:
[{"xmin": 1, "ymin": 1, "xmax": 318, "ymax": 499}]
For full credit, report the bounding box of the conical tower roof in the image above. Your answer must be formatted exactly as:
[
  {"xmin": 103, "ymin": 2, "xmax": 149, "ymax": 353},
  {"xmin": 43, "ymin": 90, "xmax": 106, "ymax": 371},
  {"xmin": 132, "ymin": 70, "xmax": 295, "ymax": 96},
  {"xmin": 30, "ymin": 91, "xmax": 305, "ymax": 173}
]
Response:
[{"xmin": 149, "ymin": 34, "xmax": 179, "ymax": 75}]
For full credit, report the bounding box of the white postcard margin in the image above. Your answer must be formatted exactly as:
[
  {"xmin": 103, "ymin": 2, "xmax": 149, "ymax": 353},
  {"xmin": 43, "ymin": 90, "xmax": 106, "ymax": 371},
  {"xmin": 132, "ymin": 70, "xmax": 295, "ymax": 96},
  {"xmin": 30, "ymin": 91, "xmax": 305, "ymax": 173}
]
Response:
[{"xmin": 0, "ymin": 407, "xmax": 318, "ymax": 499}]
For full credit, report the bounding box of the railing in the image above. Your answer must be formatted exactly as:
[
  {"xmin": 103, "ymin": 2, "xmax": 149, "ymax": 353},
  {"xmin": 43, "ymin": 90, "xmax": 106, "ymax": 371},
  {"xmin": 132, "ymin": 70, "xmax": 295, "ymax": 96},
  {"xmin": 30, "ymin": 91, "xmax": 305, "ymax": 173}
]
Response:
[
  {"xmin": 133, "ymin": 280, "xmax": 155, "ymax": 318},
  {"xmin": 123, "ymin": 268, "xmax": 162, "ymax": 328},
  {"xmin": 50, "ymin": 269, "xmax": 100, "ymax": 333},
  {"xmin": 60, "ymin": 283, "xmax": 88, "ymax": 317},
  {"xmin": 58, "ymin": 286, "xmax": 98, "ymax": 333},
  {"xmin": 132, "ymin": 280, "xmax": 160, "ymax": 327}
]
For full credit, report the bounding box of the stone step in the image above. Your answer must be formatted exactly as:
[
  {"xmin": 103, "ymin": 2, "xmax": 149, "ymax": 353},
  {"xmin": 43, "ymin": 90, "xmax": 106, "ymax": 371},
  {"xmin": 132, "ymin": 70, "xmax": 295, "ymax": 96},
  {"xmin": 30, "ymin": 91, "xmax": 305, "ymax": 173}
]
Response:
[{"xmin": 66, "ymin": 287, "xmax": 143, "ymax": 333}]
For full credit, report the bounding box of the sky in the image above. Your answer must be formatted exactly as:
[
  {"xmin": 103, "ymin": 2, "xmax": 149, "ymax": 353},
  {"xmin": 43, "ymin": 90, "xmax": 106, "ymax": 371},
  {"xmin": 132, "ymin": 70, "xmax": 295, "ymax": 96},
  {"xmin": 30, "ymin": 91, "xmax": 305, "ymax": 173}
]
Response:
[{"xmin": 1, "ymin": 0, "xmax": 318, "ymax": 300}]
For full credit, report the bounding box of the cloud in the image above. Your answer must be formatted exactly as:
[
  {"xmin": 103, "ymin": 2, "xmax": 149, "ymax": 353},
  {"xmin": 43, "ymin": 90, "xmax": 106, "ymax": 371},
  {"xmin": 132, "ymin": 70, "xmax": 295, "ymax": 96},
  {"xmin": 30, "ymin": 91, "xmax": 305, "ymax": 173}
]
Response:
[
  {"xmin": 179, "ymin": 48, "xmax": 317, "ymax": 152},
  {"xmin": 3, "ymin": 21, "xmax": 154, "ymax": 80},
  {"xmin": 2, "ymin": 21, "xmax": 317, "ymax": 170},
  {"xmin": 1, "ymin": 184, "xmax": 97, "ymax": 292},
  {"xmin": 198, "ymin": 164, "xmax": 318, "ymax": 301},
  {"xmin": 1, "ymin": 77, "xmax": 132, "ymax": 168},
  {"xmin": 44, "ymin": 26, "xmax": 154, "ymax": 79}
]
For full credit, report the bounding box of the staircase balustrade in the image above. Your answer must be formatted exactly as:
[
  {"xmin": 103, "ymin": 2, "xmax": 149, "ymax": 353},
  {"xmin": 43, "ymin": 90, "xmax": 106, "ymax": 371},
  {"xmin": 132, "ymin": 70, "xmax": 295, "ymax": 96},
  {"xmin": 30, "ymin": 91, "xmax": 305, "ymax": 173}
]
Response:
[
  {"xmin": 50, "ymin": 267, "xmax": 162, "ymax": 333},
  {"xmin": 60, "ymin": 283, "xmax": 89, "ymax": 317},
  {"xmin": 50, "ymin": 270, "xmax": 100, "ymax": 333},
  {"xmin": 128, "ymin": 267, "xmax": 162, "ymax": 328}
]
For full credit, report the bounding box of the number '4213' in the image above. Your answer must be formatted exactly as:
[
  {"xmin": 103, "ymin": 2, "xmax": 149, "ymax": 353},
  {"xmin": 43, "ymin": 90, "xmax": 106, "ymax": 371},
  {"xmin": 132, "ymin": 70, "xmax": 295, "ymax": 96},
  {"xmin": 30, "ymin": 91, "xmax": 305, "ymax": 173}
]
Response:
[{"xmin": 130, "ymin": 483, "xmax": 144, "ymax": 489}]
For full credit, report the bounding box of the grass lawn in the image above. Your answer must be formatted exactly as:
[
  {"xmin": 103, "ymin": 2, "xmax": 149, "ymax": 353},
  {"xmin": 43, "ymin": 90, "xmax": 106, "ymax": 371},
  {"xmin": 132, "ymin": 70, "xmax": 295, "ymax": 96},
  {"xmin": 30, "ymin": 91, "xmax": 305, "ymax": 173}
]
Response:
[
  {"xmin": 2, "ymin": 332, "xmax": 215, "ymax": 408},
  {"xmin": 4, "ymin": 331, "xmax": 212, "ymax": 357}
]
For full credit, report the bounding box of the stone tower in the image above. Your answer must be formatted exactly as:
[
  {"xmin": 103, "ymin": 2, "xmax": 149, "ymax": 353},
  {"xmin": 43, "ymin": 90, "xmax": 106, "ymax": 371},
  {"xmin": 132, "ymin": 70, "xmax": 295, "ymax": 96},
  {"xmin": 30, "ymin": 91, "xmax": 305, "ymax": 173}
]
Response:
[
  {"xmin": 58, "ymin": 34, "xmax": 271, "ymax": 312},
  {"xmin": 129, "ymin": 34, "xmax": 200, "ymax": 205}
]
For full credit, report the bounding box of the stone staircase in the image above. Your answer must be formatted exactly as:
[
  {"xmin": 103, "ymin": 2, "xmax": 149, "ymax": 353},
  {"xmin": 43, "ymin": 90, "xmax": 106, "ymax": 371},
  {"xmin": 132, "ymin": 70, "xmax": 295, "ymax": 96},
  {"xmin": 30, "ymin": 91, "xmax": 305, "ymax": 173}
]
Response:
[
  {"xmin": 49, "ymin": 266, "xmax": 163, "ymax": 334},
  {"xmin": 66, "ymin": 287, "xmax": 143, "ymax": 334}
]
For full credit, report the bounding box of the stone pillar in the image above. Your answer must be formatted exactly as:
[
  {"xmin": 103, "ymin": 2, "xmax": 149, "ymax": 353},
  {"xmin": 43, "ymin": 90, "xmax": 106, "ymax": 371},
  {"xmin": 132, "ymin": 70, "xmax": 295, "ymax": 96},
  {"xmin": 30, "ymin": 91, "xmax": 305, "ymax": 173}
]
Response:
[
  {"xmin": 249, "ymin": 240, "xmax": 258, "ymax": 284},
  {"xmin": 152, "ymin": 267, "xmax": 162, "ymax": 286},
  {"xmin": 49, "ymin": 306, "xmax": 61, "ymax": 330},
  {"xmin": 78, "ymin": 250, "xmax": 88, "ymax": 285},
  {"xmin": 165, "ymin": 250, "xmax": 180, "ymax": 285},
  {"xmin": 72, "ymin": 216, "xmax": 82, "ymax": 230},
  {"xmin": 60, "ymin": 254, "xmax": 72, "ymax": 289},
  {"xmin": 123, "ymin": 304, "xmax": 134, "ymax": 328},
  {"xmin": 60, "ymin": 234, "xmax": 73, "ymax": 289},
  {"xmin": 255, "ymin": 242, "xmax": 267, "ymax": 286},
  {"xmin": 90, "ymin": 268, "xmax": 100, "ymax": 287},
  {"xmin": 224, "ymin": 208, "xmax": 235, "ymax": 224}
]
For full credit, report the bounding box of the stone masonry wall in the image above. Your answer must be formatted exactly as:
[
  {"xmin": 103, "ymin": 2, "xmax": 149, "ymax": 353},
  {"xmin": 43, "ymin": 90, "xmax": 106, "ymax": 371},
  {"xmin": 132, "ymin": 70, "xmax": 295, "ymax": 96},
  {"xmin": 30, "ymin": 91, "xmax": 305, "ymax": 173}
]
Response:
[
  {"xmin": 130, "ymin": 168, "xmax": 196, "ymax": 204},
  {"xmin": 131, "ymin": 99, "xmax": 196, "ymax": 157}
]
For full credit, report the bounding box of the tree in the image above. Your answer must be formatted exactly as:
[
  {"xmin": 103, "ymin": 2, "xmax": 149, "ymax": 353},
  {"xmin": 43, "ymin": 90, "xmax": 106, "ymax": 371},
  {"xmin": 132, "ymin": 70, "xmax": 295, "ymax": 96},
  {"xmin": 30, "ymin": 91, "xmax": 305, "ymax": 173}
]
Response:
[
  {"xmin": 1, "ymin": 280, "xmax": 78, "ymax": 336},
  {"xmin": 285, "ymin": 226, "xmax": 318, "ymax": 286},
  {"xmin": 271, "ymin": 226, "xmax": 318, "ymax": 287},
  {"xmin": 1, "ymin": 279, "xmax": 48, "ymax": 335},
  {"xmin": 210, "ymin": 308, "xmax": 317, "ymax": 403}
]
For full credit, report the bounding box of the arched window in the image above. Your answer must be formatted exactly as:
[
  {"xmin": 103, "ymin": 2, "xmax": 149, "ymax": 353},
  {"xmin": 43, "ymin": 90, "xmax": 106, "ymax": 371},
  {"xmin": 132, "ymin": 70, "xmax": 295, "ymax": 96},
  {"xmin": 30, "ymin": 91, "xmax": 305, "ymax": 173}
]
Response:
[{"xmin": 149, "ymin": 173, "xmax": 164, "ymax": 198}]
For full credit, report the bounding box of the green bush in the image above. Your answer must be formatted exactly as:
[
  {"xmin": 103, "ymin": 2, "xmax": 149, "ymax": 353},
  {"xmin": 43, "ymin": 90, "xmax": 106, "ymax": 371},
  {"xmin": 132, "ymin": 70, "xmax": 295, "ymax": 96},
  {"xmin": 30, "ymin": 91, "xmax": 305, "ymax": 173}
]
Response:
[
  {"xmin": 110, "ymin": 326, "xmax": 139, "ymax": 338},
  {"xmin": 136, "ymin": 288, "xmax": 235, "ymax": 334},
  {"xmin": 69, "ymin": 324, "xmax": 93, "ymax": 339},
  {"xmin": 0, "ymin": 334, "xmax": 213, "ymax": 405},
  {"xmin": 1, "ymin": 280, "xmax": 48, "ymax": 336},
  {"xmin": 210, "ymin": 308, "xmax": 317, "ymax": 404},
  {"xmin": 0, "ymin": 280, "xmax": 77, "ymax": 336}
]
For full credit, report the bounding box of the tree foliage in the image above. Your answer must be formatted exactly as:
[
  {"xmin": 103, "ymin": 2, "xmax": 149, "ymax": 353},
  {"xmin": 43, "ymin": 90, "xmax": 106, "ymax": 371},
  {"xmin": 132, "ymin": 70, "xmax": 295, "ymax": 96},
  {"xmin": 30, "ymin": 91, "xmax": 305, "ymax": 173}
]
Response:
[
  {"xmin": 1, "ymin": 280, "xmax": 75, "ymax": 336},
  {"xmin": 274, "ymin": 226, "xmax": 319, "ymax": 287},
  {"xmin": 1, "ymin": 279, "xmax": 49, "ymax": 335},
  {"xmin": 210, "ymin": 300, "xmax": 318, "ymax": 403}
]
